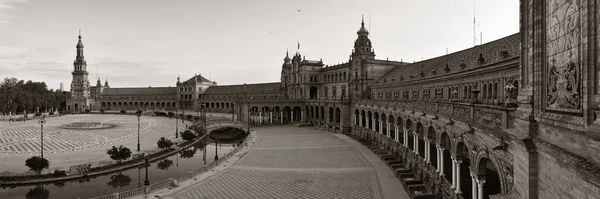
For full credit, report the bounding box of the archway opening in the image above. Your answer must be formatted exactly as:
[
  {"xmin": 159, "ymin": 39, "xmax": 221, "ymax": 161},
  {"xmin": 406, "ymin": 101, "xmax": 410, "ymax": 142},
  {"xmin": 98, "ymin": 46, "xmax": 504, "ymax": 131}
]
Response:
[
  {"xmin": 427, "ymin": 126, "xmax": 437, "ymax": 168},
  {"xmin": 367, "ymin": 111, "xmax": 372, "ymax": 129},
  {"xmin": 309, "ymin": 86, "xmax": 318, "ymax": 99},
  {"xmin": 329, "ymin": 107, "xmax": 334, "ymax": 123},
  {"xmin": 335, "ymin": 108, "xmax": 340, "ymax": 123},
  {"xmin": 388, "ymin": 115, "xmax": 395, "ymax": 139},
  {"xmin": 417, "ymin": 123, "xmax": 425, "ymax": 159},
  {"xmin": 457, "ymin": 142, "xmax": 473, "ymax": 199},
  {"xmin": 397, "ymin": 117, "xmax": 404, "ymax": 144},
  {"xmin": 478, "ymin": 157, "xmax": 502, "ymax": 198},
  {"xmin": 441, "ymin": 132, "xmax": 452, "ymax": 182},
  {"xmin": 406, "ymin": 120, "xmax": 414, "ymax": 150},
  {"xmin": 361, "ymin": 110, "xmax": 366, "ymax": 127},
  {"xmin": 354, "ymin": 109, "xmax": 360, "ymax": 126},
  {"xmin": 374, "ymin": 113, "xmax": 380, "ymax": 133},
  {"xmin": 292, "ymin": 106, "xmax": 302, "ymax": 122}
]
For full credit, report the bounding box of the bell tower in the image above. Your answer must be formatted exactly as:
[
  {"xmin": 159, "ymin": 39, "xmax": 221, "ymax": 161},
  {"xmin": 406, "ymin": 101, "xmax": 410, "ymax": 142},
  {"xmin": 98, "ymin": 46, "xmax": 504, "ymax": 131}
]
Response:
[{"xmin": 69, "ymin": 30, "xmax": 92, "ymax": 111}]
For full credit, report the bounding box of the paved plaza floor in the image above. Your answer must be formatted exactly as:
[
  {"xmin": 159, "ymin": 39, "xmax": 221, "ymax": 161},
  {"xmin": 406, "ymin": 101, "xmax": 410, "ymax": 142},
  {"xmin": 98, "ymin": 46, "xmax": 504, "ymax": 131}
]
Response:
[
  {"xmin": 158, "ymin": 125, "xmax": 409, "ymax": 199},
  {"xmin": 0, "ymin": 114, "xmax": 191, "ymax": 175}
]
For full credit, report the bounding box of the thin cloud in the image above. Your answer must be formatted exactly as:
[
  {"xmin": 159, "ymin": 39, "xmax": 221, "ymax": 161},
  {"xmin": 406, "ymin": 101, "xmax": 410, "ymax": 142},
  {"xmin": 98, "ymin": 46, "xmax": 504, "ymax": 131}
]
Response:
[{"xmin": 0, "ymin": 0, "xmax": 29, "ymax": 24}]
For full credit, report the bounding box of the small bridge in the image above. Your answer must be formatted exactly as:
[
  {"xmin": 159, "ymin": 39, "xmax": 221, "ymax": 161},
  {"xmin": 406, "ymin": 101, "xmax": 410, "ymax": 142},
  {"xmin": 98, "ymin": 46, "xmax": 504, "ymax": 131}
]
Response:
[{"xmin": 202, "ymin": 118, "xmax": 249, "ymax": 135}]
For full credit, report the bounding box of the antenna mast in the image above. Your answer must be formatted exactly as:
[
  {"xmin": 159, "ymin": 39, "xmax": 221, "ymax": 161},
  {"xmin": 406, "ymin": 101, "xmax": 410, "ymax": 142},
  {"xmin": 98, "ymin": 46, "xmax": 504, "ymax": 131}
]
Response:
[
  {"xmin": 473, "ymin": 1, "xmax": 476, "ymax": 46},
  {"xmin": 369, "ymin": 12, "xmax": 372, "ymax": 33}
]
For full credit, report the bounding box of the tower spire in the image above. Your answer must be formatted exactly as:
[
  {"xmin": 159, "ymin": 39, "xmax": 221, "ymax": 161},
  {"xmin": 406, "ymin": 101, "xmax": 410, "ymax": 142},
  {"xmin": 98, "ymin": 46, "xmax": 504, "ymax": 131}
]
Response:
[{"xmin": 361, "ymin": 15, "xmax": 365, "ymax": 27}]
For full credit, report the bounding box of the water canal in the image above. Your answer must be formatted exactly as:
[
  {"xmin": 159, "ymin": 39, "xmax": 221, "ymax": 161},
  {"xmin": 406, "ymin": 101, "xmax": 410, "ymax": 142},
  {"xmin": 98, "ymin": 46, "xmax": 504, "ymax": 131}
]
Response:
[{"xmin": 0, "ymin": 127, "xmax": 248, "ymax": 199}]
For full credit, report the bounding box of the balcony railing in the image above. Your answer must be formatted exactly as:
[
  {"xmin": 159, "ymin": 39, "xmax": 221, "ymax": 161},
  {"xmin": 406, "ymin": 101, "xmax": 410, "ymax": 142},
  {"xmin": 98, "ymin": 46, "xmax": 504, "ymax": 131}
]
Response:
[{"xmin": 353, "ymin": 99, "xmax": 517, "ymax": 132}]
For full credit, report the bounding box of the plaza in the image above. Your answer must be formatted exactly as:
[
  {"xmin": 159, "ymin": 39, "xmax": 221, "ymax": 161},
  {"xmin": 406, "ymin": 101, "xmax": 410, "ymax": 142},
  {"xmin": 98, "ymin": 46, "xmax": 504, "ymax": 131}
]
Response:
[
  {"xmin": 147, "ymin": 125, "xmax": 410, "ymax": 199},
  {"xmin": 0, "ymin": 114, "xmax": 192, "ymax": 175}
]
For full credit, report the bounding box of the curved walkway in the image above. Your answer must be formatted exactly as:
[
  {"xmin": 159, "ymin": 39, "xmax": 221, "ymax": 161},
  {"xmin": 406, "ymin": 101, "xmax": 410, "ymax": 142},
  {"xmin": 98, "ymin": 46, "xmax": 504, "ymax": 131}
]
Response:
[{"xmin": 154, "ymin": 125, "xmax": 409, "ymax": 199}]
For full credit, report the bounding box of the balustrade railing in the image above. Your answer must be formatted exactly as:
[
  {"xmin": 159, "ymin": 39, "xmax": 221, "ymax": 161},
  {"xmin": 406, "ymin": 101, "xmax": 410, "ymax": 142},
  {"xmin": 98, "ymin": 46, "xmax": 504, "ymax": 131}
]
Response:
[{"xmin": 353, "ymin": 99, "xmax": 517, "ymax": 130}]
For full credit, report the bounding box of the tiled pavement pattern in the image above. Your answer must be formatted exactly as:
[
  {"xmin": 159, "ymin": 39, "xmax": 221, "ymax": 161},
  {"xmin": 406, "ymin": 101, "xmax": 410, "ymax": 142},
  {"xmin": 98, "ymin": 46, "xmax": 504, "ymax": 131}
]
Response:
[
  {"xmin": 0, "ymin": 115, "xmax": 159, "ymax": 154},
  {"xmin": 169, "ymin": 126, "xmax": 409, "ymax": 199},
  {"xmin": 0, "ymin": 115, "xmax": 191, "ymax": 174}
]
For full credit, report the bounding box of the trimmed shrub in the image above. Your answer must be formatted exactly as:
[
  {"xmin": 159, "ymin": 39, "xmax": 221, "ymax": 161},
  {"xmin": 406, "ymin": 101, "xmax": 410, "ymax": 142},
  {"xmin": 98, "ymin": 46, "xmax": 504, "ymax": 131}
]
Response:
[
  {"xmin": 100, "ymin": 109, "xmax": 105, "ymax": 114},
  {"xmin": 48, "ymin": 112, "xmax": 55, "ymax": 116},
  {"xmin": 120, "ymin": 110, "xmax": 126, "ymax": 114},
  {"xmin": 84, "ymin": 109, "xmax": 91, "ymax": 113},
  {"xmin": 53, "ymin": 169, "xmax": 67, "ymax": 177},
  {"xmin": 34, "ymin": 112, "xmax": 42, "ymax": 117}
]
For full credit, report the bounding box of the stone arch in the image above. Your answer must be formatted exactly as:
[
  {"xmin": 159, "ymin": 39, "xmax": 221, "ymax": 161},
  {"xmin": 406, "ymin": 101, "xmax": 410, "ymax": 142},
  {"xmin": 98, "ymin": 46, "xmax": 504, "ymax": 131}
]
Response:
[
  {"xmin": 328, "ymin": 107, "xmax": 334, "ymax": 123},
  {"xmin": 406, "ymin": 119, "xmax": 414, "ymax": 150},
  {"xmin": 381, "ymin": 113, "xmax": 387, "ymax": 135},
  {"xmin": 388, "ymin": 114, "xmax": 395, "ymax": 140},
  {"xmin": 416, "ymin": 122, "xmax": 425, "ymax": 159},
  {"xmin": 354, "ymin": 109, "xmax": 360, "ymax": 126},
  {"xmin": 457, "ymin": 141, "xmax": 474, "ymax": 198},
  {"xmin": 367, "ymin": 111, "xmax": 372, "ymax": 129},
  {"xmin": 374, "ymin": 112, "xmax": 380, "ymax": 133},
  {"xmin": 292, "ymin": 106, "xmax": 302, "ymax": 122},
  {"xmin": 335, "ymin": 107, "xmax": 341, "ymax": 123},
  {"xmin": 440, "ymin": 132, "xmax": 452, "ymax": 182},
  {"xmin": 320, "ymin": 106, "xmax": 324, "ymax": 120},
  {"xmin": 361, "ymin": 110, "xmax": 366, "ymax": 127},
  {"xmin": 476, "ymin": 156, "xmax": 503, "ymax": 198},
  {"xmin": 427, "ymin": 125, "xmax": 437, "ymax": 169},
  {"xmin": 396, "ymin": 116, "xmax": 404, "ymax": 145}
]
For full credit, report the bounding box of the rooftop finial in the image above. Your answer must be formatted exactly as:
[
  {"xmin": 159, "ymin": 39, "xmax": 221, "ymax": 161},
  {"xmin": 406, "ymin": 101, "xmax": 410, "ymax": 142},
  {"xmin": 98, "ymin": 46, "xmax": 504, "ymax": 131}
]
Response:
[
  {"xmin": 361, "ymin": 15, "xmax": 365, "ymax": 27},
  {"xmin": 78, "ymin": 29, "xmax": 81, "ymax": 39}
]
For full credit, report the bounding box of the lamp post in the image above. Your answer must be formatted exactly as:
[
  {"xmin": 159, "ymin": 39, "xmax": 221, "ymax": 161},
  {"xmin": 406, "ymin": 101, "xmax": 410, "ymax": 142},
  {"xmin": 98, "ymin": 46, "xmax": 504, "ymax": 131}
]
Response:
[
  {"xmin": 137, "ymin": 111, "xmax": 141, "ymax": 152},
  {"xmin": 175, "ymin": 109, "xmax": 179, "ymax": 139},
  {"xmin": 38, "ymin": 117, "xmax": 46, "ymax": 158},
  {"xmin": 142, "ymin": 153, "xmax": 150, "ymax": 186},
  {"xmin": 214, "ymin": 138, "xmax": 219, "ymax": 161}
]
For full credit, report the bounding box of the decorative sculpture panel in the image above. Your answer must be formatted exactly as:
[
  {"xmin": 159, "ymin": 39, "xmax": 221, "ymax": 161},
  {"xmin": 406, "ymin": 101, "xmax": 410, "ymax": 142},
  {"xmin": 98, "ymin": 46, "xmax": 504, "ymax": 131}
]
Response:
[{"xmin": 546, "ymin": 0, "xmax": 582, "ymax": 113}]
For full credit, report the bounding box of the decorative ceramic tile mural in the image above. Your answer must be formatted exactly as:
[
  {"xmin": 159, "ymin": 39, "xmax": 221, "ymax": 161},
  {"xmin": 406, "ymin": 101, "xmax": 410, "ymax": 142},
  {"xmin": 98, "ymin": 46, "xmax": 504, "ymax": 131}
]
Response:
[{"xmin": 546, "ymin": 0, "xmax": 582, "ymax": 113}]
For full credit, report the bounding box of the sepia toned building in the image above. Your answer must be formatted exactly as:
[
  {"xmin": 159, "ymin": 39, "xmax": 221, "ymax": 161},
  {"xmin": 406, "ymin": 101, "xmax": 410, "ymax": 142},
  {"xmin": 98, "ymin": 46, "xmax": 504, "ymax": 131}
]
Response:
[
  {"xmin": 200, "ymin": 1, "xmax": 600, "ymax": 198},
  {"xmin": 66, "ymin": 33, "xmax": 216, "ymax": 112}
]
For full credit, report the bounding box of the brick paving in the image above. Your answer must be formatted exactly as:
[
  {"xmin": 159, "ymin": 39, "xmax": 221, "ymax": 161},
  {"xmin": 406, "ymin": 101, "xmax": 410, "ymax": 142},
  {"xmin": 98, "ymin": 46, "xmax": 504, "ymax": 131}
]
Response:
[
  {"xmin": 0, "ymin": 114, "xmax": 191, "ymax": 174},
  {"xmin": 167, "ymin": 126, "xmax": 409, "ymax": 199}
]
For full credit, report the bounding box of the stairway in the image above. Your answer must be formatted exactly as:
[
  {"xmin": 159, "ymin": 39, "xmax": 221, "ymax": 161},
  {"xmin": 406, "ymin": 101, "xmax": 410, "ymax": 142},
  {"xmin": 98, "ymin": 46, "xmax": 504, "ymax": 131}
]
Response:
[{"xmin": 358, "ymin": 138, "xmax": 438, "ymax": 199}]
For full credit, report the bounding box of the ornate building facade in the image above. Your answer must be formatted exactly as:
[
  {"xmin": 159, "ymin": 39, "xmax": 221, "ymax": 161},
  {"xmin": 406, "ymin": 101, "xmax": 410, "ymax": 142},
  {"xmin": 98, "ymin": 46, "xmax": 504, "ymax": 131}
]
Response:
[
  {"xmin": 200, "ymin": 1, "xmax": 600, "ymax": 198},
  {"xmin": 66, "ymin": 33, "xmax": 216, "ymax": 112}
]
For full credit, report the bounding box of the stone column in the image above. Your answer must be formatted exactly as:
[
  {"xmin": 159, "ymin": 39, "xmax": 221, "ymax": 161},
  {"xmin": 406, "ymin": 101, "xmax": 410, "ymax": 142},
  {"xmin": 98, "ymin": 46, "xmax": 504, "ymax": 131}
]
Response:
[
  {"xmin": 387, "ymin": 123, "xmax": 391, "ymax": 137},
  {"xmin": 471, "ymin": 172, "xmax": 478, "ymax": 198},
  {"xmin": 394, "ymin": 125, "xmax": 399, "ymax": 142},
  {"xmin": 424, "ymin": 139, "xmax": 430, "ymax": 163},
  {"xmin": 379, "ymin": 121, "xmax": 383, "ymax": 134},
  {"xmin": 455, "ymin": 159, "xmax": 462, "ymax": 194},
  {"xmin": 436, "ymin": 145, "xmax": 441, "ymax": 172},
  {"xmin": 414, "ymin": 133, "xmax": 418, "ymax": 154},
  {"xmin": 403, "ymin": 128, "xmax": 408, "ymax": 147},
  {"xmin": 280, "ymin": 111, "xmax": 283, "ymax": 123},
  {"xmin": 477, "ymin": 179, "xmax": 486, "ymax": 199},
  {"xmin": 270, "ymin": 111, "xmax": 273, "ymax": 124},
  {"xmin": 291, "ymin": 111, "xmax": 294, "ymax": 122},
  {"xmin": 301, "ymin": 110, "xmax": 304, "ymax": 122},
  {"xmin": 259, "ymin": 112, "xmax": 263, "ymax": 124},
  {"xmin": 451, "ymin": 157, "xmax": 456, "ymax": 189},
  {"xmin": 439, "ymin": 147, "xmax": 445, "ymax": 176}
]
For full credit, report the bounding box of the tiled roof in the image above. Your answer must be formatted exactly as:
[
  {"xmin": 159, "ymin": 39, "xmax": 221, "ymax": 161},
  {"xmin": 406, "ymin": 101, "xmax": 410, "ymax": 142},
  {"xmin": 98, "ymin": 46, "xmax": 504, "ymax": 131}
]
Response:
[
  {"xmin": 183, "ymin": 74, "xmax": 212, "ymax": 84},
  {"xmin": 376, "ymin": 33, "xmax": 519, "ymax": 85},
  {"xmin": 102, "ymin": 87, "xmax": 177, "ymax": 96},
  {"xmin": 203, "ymin": 82, "xmax": 280, "ymax": 95}
]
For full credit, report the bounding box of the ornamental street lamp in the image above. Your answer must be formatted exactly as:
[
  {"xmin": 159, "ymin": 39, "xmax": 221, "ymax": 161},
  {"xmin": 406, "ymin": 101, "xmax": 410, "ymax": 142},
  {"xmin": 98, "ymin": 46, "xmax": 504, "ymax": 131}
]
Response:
[
  {"xmin": 137, "ymin": 111, "xmax": 141, "ymax": 152},
  {"xmin": 504, "ymin": 82, "xmax": 517, "ymax": 107},
  {"xmin": 214, "ymin": 138, "xmax": 219, "ymax": 161},
  {"xmin": 142, "ymin": 153, "xmax": 150, "ymax": 186},
  {"xmin": 175, "ymin": 109, "xmax": 179, "ymax": 139},
  {"xmin": 38, "ymin": 117, "xmax": 46, "ymax": 158}
]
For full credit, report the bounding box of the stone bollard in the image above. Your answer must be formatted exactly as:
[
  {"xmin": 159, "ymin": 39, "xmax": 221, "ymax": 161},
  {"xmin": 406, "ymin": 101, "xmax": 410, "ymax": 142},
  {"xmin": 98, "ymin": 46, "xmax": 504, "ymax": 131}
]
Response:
[
  {"xmin": 169, "ymin": 178, "xmax": 175, "ymax": 186},
  {"xmin": 144, "ymin": 186, "xmax": 151, "ymax": 195},
  {"xmin": 113, "ymin": 192, "xmax": 119, "ymax": 199},
  {"xmin": 188, "ymin": 170, "xmax": 193, "ymax": 179}
]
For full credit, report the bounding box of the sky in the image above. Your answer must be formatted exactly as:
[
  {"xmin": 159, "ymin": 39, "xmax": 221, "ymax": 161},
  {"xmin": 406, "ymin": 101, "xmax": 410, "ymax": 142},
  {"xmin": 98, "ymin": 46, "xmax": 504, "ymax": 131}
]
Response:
[{"xmin": 0, "ymin": 0, "xmax": 519, "ymax": 90}]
